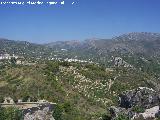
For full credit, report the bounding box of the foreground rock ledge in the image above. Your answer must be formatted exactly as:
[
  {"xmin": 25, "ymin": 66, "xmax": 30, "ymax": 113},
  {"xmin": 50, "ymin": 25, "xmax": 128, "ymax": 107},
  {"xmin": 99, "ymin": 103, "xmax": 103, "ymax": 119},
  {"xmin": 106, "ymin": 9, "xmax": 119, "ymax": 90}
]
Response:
[{"xmin": 110, "ymin": 87, "xmax": 160, "ymax": 120}]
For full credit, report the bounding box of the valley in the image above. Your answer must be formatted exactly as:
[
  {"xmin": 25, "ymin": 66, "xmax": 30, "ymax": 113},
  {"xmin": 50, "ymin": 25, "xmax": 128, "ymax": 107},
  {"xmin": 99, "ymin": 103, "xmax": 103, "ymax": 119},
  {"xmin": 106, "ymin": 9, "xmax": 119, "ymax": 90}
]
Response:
[{"xmin": 0, "ymin": 32, "xmax": 160, "ymax": 120}]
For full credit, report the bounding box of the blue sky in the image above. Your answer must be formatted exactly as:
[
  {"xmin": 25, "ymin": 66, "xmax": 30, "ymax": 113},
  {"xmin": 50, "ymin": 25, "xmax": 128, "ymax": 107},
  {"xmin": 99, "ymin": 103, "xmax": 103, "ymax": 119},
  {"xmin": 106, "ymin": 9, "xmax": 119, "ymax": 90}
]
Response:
[{"xmin": 0, "ymin": 0, "xmax": 160, "ymax": 43}]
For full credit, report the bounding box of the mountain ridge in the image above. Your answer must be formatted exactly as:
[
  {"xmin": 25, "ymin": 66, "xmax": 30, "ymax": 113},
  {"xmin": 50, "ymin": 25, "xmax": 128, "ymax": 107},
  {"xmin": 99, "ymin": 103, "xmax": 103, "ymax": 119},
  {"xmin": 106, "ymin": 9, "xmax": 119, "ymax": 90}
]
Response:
[{"xmin": 1, "ymin": 32, "xmax": 160, "ymax": 62}]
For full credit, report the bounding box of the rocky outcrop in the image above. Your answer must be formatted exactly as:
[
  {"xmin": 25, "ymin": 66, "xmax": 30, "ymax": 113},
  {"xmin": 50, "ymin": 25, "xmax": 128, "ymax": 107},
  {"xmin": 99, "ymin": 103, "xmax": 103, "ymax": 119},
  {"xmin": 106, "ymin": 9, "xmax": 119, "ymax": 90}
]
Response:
[
  {"xmin": 23, "ymin": 103, "xmax": 55, "ymax": 120},
  {"xmin": 110, "ymin": 106, "xmax": 135, "ymax": 119},
  {"xmin": 114, "ymin": 57, "xmax": 123, "ymax": 67},
  {"xmin": 114, "ymin": 57, "xmax": 133, "ymax": 68},
  {"xmin": 110, "ymin": 87, "xmax": 160, "ymax": 120},
  {"xmin": 134, "ymin": 106, "xmax": 159, "ymax": 119},
  {"xmin": 119, "ymin": 87, "xmax": 160, "ymax": 109}
]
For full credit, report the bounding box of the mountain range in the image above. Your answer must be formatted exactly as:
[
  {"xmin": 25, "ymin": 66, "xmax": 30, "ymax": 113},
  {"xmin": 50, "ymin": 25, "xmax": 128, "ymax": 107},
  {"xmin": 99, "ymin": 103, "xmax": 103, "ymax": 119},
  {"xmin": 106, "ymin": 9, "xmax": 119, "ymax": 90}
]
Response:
[
  {"xmin": 1, "ymin": 32, "xmax": 160, "ymax": 120},
  {"xmin": 46, "ymin": 32, "xmax": 160, "ymax": 56},
  {"xmin": 1, "ymin": 32, "xmax": 160, "ymax": 56}
]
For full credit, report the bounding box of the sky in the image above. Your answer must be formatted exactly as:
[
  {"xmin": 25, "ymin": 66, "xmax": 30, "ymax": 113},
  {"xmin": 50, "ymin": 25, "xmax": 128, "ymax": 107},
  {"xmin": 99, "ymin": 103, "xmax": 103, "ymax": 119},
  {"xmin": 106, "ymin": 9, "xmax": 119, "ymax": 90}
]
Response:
[{"xmin": 0, "ymin": 0, "xmax": 160, "ymax": 43}]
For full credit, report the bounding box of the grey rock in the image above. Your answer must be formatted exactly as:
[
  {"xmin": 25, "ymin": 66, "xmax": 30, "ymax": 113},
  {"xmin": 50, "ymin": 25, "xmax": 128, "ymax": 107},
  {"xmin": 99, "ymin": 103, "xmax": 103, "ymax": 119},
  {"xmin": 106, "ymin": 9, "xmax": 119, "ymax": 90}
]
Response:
[
  {"xmin": 119, "ymin": 87, "xmax": 160, "ymax": 109},
  {"xmin": 109, "ymin": 106, "xmax": 135, "ymax": 120},
  {"xmin": 23, "ymin": 103, "xmax": 55, "ymax": 120},
  {"xmin": 114, "ymin": 57, "xmax": 123, "ymax": 67}
]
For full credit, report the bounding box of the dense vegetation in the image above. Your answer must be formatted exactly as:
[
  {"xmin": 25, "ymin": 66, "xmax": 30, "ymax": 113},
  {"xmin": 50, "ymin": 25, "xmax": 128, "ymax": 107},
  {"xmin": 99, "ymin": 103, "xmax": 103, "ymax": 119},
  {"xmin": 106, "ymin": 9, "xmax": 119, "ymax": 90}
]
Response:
[
  {"xmin": 0, "ymin": 57, "xmax": 159, "ymax": 120},
  {"xmin": 0, "ymin": 107, "xmax": 23, "ymax": 120}
]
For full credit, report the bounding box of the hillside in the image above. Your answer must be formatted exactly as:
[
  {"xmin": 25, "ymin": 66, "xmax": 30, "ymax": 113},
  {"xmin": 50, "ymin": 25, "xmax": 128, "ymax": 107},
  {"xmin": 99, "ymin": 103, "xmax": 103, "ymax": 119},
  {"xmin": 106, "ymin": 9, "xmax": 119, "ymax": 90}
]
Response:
[
  {"xmin": 45, "ymin": 32, "xmax": 160, "ymax": 75},
  {"xmin": 1, "ymin": 59, "xmax": 159, "ymax": 120},
  {"xmin": 0, "ymin": 38, "xmax": 54, "ymax": 60},
  {"xmin": 2, "ymin": 32, "xmax": 160, "ymax": 64},
  {"xmin": 1, "ymin": 32, "xmax": 160, "ymax": 119},
  {"xmin": 47, "ymin": 32, "xmax": 160, "ymax": 56}
]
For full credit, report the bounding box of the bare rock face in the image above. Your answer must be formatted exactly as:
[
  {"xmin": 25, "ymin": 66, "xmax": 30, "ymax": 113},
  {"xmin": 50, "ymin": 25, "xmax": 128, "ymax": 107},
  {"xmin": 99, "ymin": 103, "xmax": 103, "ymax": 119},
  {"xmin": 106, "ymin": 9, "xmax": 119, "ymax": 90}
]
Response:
[
  {"xmin": 114, "ymin": 57, "xmax": 123, "ymax": 67},
  {"xmin": 23, "ymin": 103, "xmax": 55, "ymax": 120},
  {"xmin": 119, "ymin": 87, "xmax": 160, "ymax": 109},
  {"xmin": 110, "ymin": 87, "xmax": 160, "ymax": 120},
  {"xmin": 135, "ymin": 106, "xmax": 159, "ymax": 119},
  {"xmin": 114, "ymin": 57, "xmax": 133, "ymax": 68},
  {"xmin": 109, "ymin": 106, "xmax": 135, "ymax": 119}
]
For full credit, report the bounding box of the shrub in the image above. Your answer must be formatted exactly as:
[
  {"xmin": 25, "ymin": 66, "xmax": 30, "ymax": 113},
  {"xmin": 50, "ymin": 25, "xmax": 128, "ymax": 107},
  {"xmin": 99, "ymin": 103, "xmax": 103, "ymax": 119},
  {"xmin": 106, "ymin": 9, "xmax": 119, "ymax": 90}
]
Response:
[
  {"xmin": 115, "ymin": 114, "xmax": 129, "ymax": 120},
  {"xmin": 52, "ymin": 104, "xmax": 63, "ymax": 120},
  {"xmin": 132, "ymin": 106, "xmax": 145, "ymax": 113},
  {"xmin": 0, "ymin": 107, "xmax": 23, "ymax": 120},
  {"xmin": 102, "ymin": 114, "xmax": 112, "ymax": 120},
  {"xmin": 0, "ymin": 96, "xmax": 4, "ymax": 103}
]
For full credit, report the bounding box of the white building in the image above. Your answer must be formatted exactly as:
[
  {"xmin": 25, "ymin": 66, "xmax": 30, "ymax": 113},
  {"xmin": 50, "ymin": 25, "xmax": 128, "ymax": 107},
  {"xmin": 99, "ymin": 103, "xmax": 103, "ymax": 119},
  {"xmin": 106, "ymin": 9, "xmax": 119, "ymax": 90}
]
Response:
[{"xmin": 0, "ymin": 53, "xmax": 19, "ymax": 60}]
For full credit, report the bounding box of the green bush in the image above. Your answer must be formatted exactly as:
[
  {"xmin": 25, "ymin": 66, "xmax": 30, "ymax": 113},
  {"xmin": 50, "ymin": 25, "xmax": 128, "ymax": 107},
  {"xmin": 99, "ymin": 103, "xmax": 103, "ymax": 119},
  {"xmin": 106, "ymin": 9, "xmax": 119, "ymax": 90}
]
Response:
[
  {"xmin": 63, "ymin": 102, "xmax": 72, "ymax": 113},
  {"xmin": 0, "ymin": 96, "xmax": 4, "ymax": 103},
  {"xmin": 52, "ymin": 104, "xmax": 63, "ymax": 120},
  {"xmin": 102, "ymin": 114, "xmax": 111, "ymax": 120},
  {"xmin": 132, "ymin": 106, "xmax": 145, "ymax": 113},
  {"xmin": 115, "ymin": 114, "xmax": 129, "ymax": 120},
  {"xmin": 0, "ymin": 107, "xmax": 23, "ymax": 120}
]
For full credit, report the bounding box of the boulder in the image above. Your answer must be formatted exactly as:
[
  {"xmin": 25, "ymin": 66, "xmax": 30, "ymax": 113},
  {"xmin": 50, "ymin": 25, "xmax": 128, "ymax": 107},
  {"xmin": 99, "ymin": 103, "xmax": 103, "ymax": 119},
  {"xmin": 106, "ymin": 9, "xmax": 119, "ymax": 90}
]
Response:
[
  {"xmin": 109, "ymin": 106, "xmax": 135, "ymax": 119},
  {"xmin": 119, "ymin": 87, "xmax": 160, "ymax": 109},
  {"xmin": 23, "ymin": 103, "xmax": 55, "ymax": 120},
  {"xmin": 114, "ymin": 57, "xmax": 133, "ymax": 68},
  {"xmin": 139, "ymin": 106, "xmax": 159, "ymax": 119},
  {"xmin": 114, "ymin": 57, "xmax": 123, "ymax": 67},
  {"xmin": 133, "ymin": 106, "xmax": 160, "ymax": 120},
  {"xmin": 109, "ymin": 87, "xmax": 160, "ymax": 120}
]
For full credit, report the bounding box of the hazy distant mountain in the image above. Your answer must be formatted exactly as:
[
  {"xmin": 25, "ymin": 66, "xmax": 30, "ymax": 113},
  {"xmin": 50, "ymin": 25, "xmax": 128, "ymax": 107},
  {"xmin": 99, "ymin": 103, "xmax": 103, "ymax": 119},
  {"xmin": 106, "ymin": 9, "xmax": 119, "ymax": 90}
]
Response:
[
  {"xmin": 0, "ymin": 38, "xmax": 53, "ymax": 59},
  {"xmin": 107, "ymin": 32, "xmax": 160, "ymax": 56},
  {"xmin": 1, "ymin": 32, "xmax": 160, "ymax": 62},
  {"xmin": 46, "ymin": 32, "xmax": 160, "ymax": 57}
]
